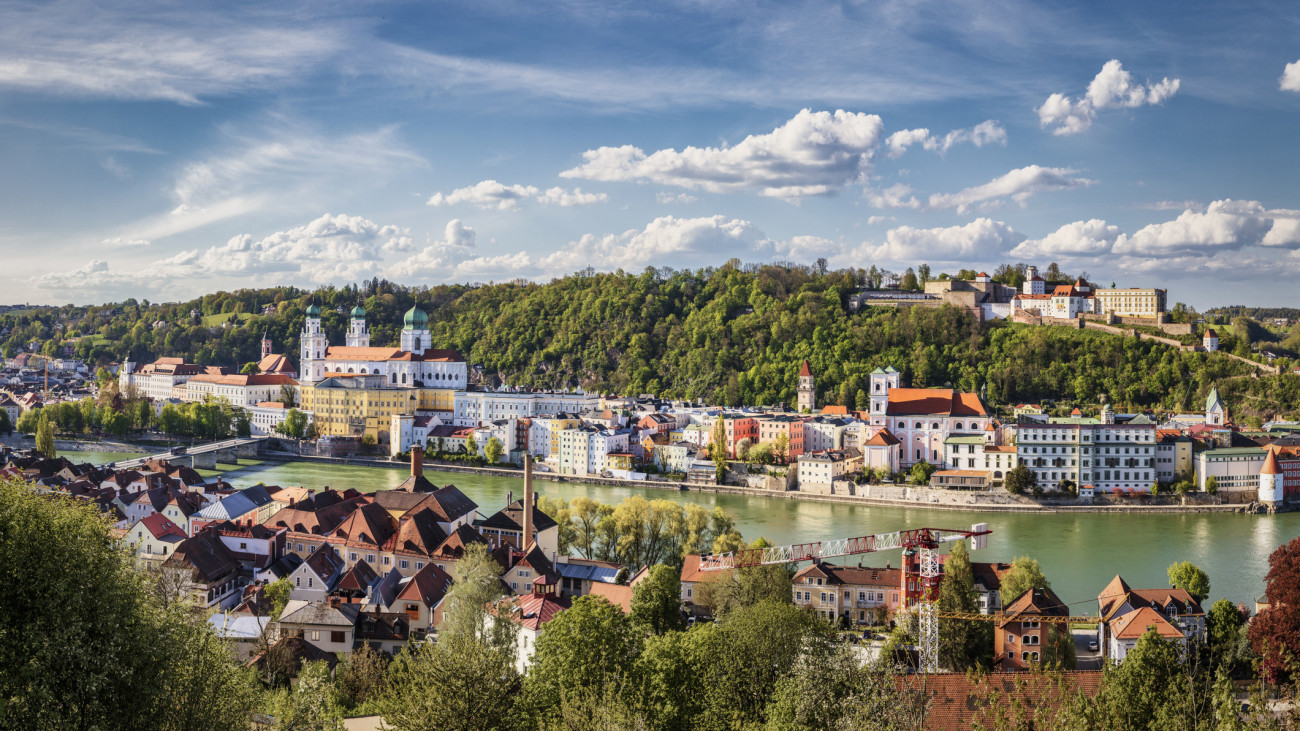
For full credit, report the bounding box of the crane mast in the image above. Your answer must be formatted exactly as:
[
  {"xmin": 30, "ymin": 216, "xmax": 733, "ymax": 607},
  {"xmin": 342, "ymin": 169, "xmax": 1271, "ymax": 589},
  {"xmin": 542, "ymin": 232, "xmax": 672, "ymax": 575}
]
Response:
[{"xmin": 698, "ymin": 523, "xmax": 991, "ymax": 674}]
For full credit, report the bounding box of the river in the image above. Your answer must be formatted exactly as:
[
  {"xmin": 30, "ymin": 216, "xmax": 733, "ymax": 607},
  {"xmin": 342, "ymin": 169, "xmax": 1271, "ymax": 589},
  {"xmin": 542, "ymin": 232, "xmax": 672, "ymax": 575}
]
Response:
[{"xmin": 74, "ymin": 450, "xmax": 1296, "ymax": 612}]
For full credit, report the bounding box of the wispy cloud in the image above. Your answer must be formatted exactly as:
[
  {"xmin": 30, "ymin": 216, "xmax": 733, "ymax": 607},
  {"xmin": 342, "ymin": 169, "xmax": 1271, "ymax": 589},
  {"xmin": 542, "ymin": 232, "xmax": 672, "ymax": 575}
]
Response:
[
  {"xmin": 928, "ymin": 165, "xmax": 1094, "ymax": 213},
  {"xmin": 0, "ymin": 1, "xmax": 346, "ymax": 105}
]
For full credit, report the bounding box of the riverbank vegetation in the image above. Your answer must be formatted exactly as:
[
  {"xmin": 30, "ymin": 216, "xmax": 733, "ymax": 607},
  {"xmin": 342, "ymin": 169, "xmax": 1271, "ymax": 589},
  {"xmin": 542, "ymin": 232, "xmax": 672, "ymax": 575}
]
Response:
[{"xmin": 7, "ymin": 265, "xmax": 1300, "ymax": 420}]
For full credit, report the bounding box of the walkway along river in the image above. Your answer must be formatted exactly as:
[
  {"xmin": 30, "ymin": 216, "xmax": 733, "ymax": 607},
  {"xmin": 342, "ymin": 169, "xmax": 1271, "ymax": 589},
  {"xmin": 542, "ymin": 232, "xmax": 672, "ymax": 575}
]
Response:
[{"xmin": 72, "ymin": 450, "xmax": 1300, "ymax": 613}]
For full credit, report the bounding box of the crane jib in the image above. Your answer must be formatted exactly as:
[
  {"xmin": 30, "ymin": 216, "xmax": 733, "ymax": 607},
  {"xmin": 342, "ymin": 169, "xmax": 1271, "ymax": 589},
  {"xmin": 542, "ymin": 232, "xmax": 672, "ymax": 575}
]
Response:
[{"xmin": 697, "ymin": 524, "xmax": 992, "ymax": 570}]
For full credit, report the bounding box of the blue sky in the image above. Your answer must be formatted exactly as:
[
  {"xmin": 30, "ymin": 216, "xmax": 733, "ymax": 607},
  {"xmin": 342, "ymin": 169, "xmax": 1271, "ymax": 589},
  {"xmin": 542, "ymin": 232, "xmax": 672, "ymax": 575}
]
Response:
[{"xmin": 2, "ymin": 0, "xmax": 1299, "ymax": 308}]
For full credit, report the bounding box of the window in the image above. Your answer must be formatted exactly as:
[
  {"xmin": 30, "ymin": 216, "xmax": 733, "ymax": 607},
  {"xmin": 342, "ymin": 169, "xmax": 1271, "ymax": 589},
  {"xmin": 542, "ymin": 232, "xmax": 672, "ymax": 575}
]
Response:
[
  {"xmin": 295, "ymin": 577, "xmax": 300, "ymax": 587},
  {"xmin": 687, "ymin": 588, "xmax": 693, "ymax": 598},
  {"xmin": 367, "ymin": 554, "xmax": 376, "ymax": 564},
  {"xmin": 820, "ymin": 592, "xmax": 828, "ymax": 603},
  {"xmin": 308, "ymin": 578, "xmax": 314, "ymax": 588},
  {"xmin": 400, "ymin": 559, "xmax": 409, "ymax": 569},
  {"xmin": 511, "ymin": 582, "xmax": 518, "ymax": 590},
  {"xmin": 311, "ymin": 630, "xmax": 320, "ymax": 641},
  {"xmin": 383, "ymin": 556, "xmax": 391, "ymax": 565},
  {"xmin": 331, "ymin": 631, "xmax": 345, "ymax": 643},
  {"xmin": 350, "ymin": 552, "xmax": 357, "ymax": 562}
]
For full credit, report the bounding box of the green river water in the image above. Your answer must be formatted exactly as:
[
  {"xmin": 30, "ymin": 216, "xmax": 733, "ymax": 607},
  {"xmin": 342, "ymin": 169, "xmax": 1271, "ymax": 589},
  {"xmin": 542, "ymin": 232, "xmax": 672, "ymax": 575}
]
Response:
[{"xmin": 74, "ymin": 450, "xmax": 1296, "ymax": 613}]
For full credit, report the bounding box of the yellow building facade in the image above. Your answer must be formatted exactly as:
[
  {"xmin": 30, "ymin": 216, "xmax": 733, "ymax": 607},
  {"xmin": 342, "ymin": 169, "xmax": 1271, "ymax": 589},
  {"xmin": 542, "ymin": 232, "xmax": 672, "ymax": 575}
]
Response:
[
  {"xmin": 1093, "ymin": 288, "xmax": 1167, "ymax": 318},
  {"xmin": 299, "ymin": 374, "xmax": 456, "ymax": 445}
]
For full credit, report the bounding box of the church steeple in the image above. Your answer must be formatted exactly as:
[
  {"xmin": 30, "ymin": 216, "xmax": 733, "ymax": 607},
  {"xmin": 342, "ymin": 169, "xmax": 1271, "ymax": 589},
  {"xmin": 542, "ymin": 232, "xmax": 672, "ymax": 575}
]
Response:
[
  {"xmin": 797, "ymin": 360, "xmax": 815, "ymax": 412},
  {"xmin": 261, "ymin": 328, "xmax": 272, "ymax": 359},
  {"xmin": 346, "ymin": 304, "xmax": 370, "ymax": 348}
]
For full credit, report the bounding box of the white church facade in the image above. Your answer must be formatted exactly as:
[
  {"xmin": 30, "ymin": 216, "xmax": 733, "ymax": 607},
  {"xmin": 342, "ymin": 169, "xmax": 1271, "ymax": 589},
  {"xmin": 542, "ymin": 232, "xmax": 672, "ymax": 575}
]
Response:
[{"xmin": 298, "ymin": 304, "xmax": 468, "ymax": 389}]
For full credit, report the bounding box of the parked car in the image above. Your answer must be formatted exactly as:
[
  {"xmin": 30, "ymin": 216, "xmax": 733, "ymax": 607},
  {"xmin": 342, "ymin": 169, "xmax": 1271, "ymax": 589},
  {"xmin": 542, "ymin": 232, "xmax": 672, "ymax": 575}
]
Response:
[{"xmin": 1087, "ymin": 640, "xmax": 1099, "ymax": 652}]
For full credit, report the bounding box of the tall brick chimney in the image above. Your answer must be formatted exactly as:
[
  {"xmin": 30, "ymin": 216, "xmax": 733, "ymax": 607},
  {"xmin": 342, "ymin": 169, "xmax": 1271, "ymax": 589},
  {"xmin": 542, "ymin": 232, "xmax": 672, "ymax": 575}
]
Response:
[
  {"xmin": 411, "ymin": 445, "xmax": 423, "ymax": 478},
  {"xmin": 523, "ymin": 455, "xmax": 533, "ymax": 548}
]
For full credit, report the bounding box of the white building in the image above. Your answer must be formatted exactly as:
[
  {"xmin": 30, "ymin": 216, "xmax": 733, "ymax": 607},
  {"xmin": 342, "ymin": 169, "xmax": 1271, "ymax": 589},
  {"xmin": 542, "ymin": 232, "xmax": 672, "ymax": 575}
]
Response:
[
  {"xmin": 299, "ymin": 304, "xmax": 467, "ymax": 389},
  {"xmin": 183, "ymin": 373, "xmax": 298, "ymax": 407},
  {"xmin": 865, "ymin": 366, "xmax": 990, "ymax": 468},
  {"xmin": 119, "ymin": 356, "xmax": 221, "ymax": 401},
  {"xmin": 247, "ymin": 402, "xmax": 313, "ymax": 437},
  {"xmin": 1016, "ymin": 412, "xmax": 1158, "ymax": 492},
  {"xmin": 454, "ymin": 389, "xmax": 601, "ymax": 427}
]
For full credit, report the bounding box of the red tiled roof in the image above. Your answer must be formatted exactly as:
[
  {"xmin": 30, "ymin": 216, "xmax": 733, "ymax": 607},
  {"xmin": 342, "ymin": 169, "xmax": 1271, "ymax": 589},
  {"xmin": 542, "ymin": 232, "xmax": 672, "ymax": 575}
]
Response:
[
  {"xmin": 501, "ymin": 591, "xmax": 570, "ymax": 631},
  {"xmin": 1111, "ymin": 606, "xmax": 1183, "ymax": 639},
  {"xmin": 885, "ymin": 389, "xmax": 987, "ymax": 417},
  {"xmin": 188, "ymin": 373, "xmax": 298, "ymax": 386},
  {"xmin": 902, "ymin": 671, "xmax": 1102, "ymax": 730},
  {"xmin": 140, "ymin": 513, "xmax": 187, "ymax": 540},
  {"xmin": 799, "ymin": 360, "xmax": 812, "ymax": 377},
  {"xmin": 864, "ymin": 428, "xmax": 901, "ymax": 447},
  {"xmin": 821, "ymin": 405, "xmax": 849, "ymax": 415}
]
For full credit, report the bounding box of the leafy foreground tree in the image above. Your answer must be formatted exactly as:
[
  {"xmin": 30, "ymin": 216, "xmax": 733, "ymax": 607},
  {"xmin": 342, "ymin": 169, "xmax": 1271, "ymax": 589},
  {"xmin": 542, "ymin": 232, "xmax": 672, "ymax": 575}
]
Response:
[
  {"xmin": 35, "ymin": 409, "xmax": 55, "ymax": 457},
  {"xmin": 0, "ymin": 479, "xmax": 256, "ymax": 730},
  {"xmin": 999, "ymin": 555, "xmax": 1052, "ymax": 605},
  {"xmin": 937, "ymin": 541, "xmax": 992, "ymax": 671},
  {"xmin": 1250, "ymin": 534, "xmax": 1300, "ymax": 681},
  {"xmin": 272, "ymin": 660, "xmax": 344, "ymax": 731},
  {"xmin": 630, "ymin": 563, "xmax": 687, "ymax": 635},
  {"xmin": 377, "ymin": 542, "xmax": 519, "ymax": 731},
  {"xmin": 1168, "ymin": 561, "xmax": 1211, "ymax": 604},
  {"xmin": 378, "ymin": 637, "xmax": 517, "ymax": 731},
  {"xmin": 765, "ymin": 640, "xmax": 928, "ymax": 731},
  {"xmin": 696, "ymin": 544, "xmax": 794, "ymax": 616},
  {"xmin": 522, "ymin": 594, "xmax": 643, "ymax": 724}
]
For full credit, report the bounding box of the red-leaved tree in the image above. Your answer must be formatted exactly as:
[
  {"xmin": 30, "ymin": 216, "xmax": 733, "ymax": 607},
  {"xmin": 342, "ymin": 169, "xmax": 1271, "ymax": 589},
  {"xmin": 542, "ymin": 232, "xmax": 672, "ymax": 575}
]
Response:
[{"xmin": 1249, "ymin": 536, "xmax": 1300, "ymax": 681}]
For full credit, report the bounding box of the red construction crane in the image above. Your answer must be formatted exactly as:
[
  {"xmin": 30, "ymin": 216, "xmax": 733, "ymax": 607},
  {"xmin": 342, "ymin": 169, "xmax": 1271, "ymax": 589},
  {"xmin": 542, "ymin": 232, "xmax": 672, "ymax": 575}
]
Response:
[{"xmin": 698, "ymin": 523, "xmax": 992, "ymax": 673}]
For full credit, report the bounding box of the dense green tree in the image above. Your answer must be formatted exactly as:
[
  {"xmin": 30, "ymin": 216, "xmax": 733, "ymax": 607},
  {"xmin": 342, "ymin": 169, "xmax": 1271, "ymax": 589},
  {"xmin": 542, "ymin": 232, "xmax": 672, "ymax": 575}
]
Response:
[
  {"xmin": 35, "ymin": 409, "xmax": 55, "ymax": 457},
  {"xmin": 273, "ymin": 659, "xmax": 344, "ymax": 730},
  {"xmin": 274, "ymin": 408, "xmax": 309, "ymax": 439},
  {"xmin": 0, "ymin": 480, "xmax": 255, "ymax": 730},
  {"xmin": 464, "ymin": 432, "xmax": 478, "ymax": 456},
  {"xmin": 630, "ymin": 564, "xmax": 687, "ymax": 635},
  {"xmin": 909, "ymin": 459, "xmax": 937, "ymax": 486},
  {"xmin": 1004, "ymin": 463, "xmax": 1035, "ymax": 496},
  {"xmin": 1168, "ymin": 561, "xmax": 1211, "ymax": 604},
  {"xmin": 15, "ymin": 407, "xmax": 40, "ymax": 435},
  {"xmin": 377, "ymin": 637, "xmax": 515, "ymax": 731},
  {"xmin": 765, "ymin": 641, "xmax": 929, "ymax": 731},
  {"xmin": 523, "ymin": 595, "xmax": 642, "ymax": 722},
  {"xmin": 1000, "ymin": 556, "xmax": 1051, "ymax": 605},
  {"xmin": 696, "ymin": 544, "xmax": 793, "ymax": 616},
  {"xmin": 0, "ymin": 408, "xmax": 11, "ymax": 436},
  {"xmin": 440, "ymin": 543, "xmax": 517, "ymax": 658},
  {"xmin": 711, "ymin": 416, "xmax": 728, "ymax": 482},
  {"xmin": 484, "ymin": 436, "xmax": 504, "ymax": 464},
  {"xmin": 937, "ymin": 542, "xmax": 991, "ymax": 670},
  {"xmin": 691, "ymin": 600, "xmax": 833, "ymax": 730}
]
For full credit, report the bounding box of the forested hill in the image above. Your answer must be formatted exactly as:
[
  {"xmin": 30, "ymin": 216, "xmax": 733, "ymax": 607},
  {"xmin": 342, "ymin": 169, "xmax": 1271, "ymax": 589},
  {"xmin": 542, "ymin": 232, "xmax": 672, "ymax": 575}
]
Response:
[{"xmin": 4, "ymin": 265, "xmax": 1298, "ymax": 418}]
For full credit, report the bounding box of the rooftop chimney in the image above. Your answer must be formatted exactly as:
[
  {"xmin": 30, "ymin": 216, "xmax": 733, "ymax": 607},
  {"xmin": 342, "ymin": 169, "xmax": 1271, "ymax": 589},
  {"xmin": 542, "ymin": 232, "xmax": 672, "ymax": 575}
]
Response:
[
  {"xmin": 523, "ymin": 456, "xmax": 533, "ymax": 547},
  {"xmin": 411, "ymin": 445, "xmax": 424, "ymax": 479}
]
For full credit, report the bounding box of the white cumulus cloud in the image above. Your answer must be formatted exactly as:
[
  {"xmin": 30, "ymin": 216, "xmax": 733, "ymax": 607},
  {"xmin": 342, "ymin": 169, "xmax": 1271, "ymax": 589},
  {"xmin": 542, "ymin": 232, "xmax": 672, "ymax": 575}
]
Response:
[
  {"xmin": 388, "ymin": 219, "xmax": 478, "ymax": 278},
  {"xmin": 1038, "ymin": 60, "xmax": 1180, "ymax": 135},
  {"xmin": 428, "ymin": 181, "xmax": 607, "ymax": 209},
  {"xmin": 853, "ymin": 218, "xmax": 1025, "ymax": 263},
  {"xmin": 865, "ymin": 183, "xmax": 921, "ymax": 209},
  {"xmin": 1011, "ymin": 219, "xmax": 1124, "ymax": 258},
  {"xmin": 928, "ymin": 165, "xmax": 1093, "ymax": 213},
  {"xmin": 538, "ymin": 215, "xmax": 769, "ymax": 273},
  {"xmin": 560, "ymin": 109, "xmax": 885, "ymax": 200},
  {"xmin": 535, "ymin": 186, "xmax": 607, "ymax": 207},
  {"xmin": 886, "ymin": 120, "xmax": 1007, "ymax": 157},
  {"xmin": 1282, "ymin": 60, "xmax": 1300, "ymax": 92},
  {"xmin": 427, "ymin": 180, "xmax": 540, "ymax": 210}
]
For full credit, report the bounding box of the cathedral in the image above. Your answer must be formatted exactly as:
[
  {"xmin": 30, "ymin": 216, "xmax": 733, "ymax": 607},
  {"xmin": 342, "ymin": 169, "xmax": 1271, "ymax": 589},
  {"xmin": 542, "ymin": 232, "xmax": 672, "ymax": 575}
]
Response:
[{"xmin": 298, "ymin": 304, "xmax": 468, "ymax": 388}]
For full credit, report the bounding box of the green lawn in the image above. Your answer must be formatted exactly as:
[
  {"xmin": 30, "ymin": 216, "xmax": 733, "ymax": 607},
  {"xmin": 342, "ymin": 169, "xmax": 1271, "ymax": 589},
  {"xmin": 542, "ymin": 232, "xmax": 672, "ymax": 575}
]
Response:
[{"xmin": 200, "ymin": 312, "xmax": 254, "ymax": 327}]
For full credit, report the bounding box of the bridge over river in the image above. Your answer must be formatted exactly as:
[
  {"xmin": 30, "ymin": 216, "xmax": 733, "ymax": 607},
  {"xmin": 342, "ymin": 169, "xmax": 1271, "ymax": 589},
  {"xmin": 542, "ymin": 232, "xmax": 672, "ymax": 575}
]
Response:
[{"xmin": 113, "ymin": 437, "xmax": 267, "ymax": 471}]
